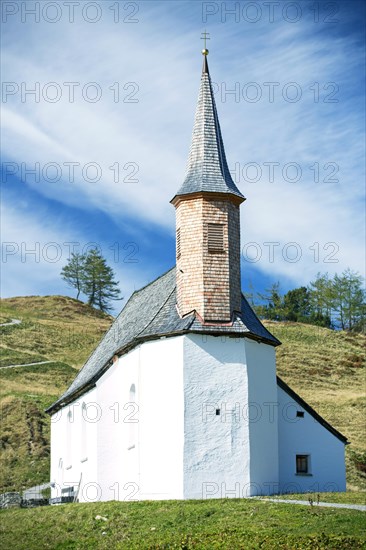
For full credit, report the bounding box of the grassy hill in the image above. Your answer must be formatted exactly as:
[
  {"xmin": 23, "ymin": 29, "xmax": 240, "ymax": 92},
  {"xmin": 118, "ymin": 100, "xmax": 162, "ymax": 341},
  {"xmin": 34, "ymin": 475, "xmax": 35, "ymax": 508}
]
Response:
[
  {"xmin": 0, "ymin": 295, "xmax": 112, "ymax": 368},
  {"xmin": 1, "ymin": 499, "xmax": 366, "ymax": 549},
  {"xmin": 0, "ymin": 296, "xmax": 365, "ymax": 493},
  {"xmin": 0, "ymin": 296, "xmax": 112, "ymax": 492}
]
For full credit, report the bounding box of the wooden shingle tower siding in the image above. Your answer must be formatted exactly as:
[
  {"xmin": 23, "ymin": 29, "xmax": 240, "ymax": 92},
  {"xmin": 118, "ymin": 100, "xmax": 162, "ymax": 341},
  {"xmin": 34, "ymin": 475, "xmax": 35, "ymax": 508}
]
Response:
[{"xmin": 171, "ymin": 52, "xmax": 245, "ymax": 323}]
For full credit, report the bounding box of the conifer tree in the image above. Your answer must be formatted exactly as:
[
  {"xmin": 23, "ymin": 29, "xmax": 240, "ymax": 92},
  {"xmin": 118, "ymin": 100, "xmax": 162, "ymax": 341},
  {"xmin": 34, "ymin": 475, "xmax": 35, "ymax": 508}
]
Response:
[
  {"xmin": 82, "ymin": 249, "xmax": 122, "ymax": 312},
  {"xmin": 332, "ymin": 269, "xmax": 365, "ymax": 331},
  {"xmin": 283, "ymin": 287, "xmax": 310, "ymax": 322},
  {"xmin": 250, "ymin": 270, "xmax": 364, "ymax": 331},
  {"xmin": 308, "ymin": 272, "xmax": 334, "ymax": 326},
  {"xmin": 60, "ymin": 252, "xmax": 86, "ymax": 300},
  {"xmin": 61, "ymin": 249, "xmax": 122, "ymax": 312},
  {"xmin": 257, "ymin": 282, "xmax": 284, "ymax": 320}
]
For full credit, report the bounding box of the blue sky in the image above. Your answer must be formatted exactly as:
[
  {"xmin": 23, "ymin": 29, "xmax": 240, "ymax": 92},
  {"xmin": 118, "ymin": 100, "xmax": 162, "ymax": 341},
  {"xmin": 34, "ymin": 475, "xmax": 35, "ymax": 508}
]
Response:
[{"xmin": 1, "ymin": 0, "xmax": 365, "ymax": 313}]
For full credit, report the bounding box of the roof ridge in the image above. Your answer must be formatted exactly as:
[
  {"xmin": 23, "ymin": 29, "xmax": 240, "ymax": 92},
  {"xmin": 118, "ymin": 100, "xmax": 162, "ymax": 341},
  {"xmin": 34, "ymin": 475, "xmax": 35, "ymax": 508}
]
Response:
[
  {"xmin": 132, "ymin": 266, "xmax": 175, "ymax": 295},
  {"xmin": 241, "ymin": 293, "xmax": 281, "ymax": 346},
  {"xmin": 137, "ymin": 285, "xmax": 184, "ymax": 336},
  {"xmin": 104, "ymin": 268, "xmax": 177, "ymax": 358}
]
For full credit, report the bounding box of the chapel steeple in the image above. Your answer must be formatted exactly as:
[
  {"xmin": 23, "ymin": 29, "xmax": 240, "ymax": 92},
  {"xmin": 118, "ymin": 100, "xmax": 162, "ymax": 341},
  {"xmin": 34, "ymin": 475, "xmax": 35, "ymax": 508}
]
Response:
[
  {"xmin": 171, "ymin": 48, "xmax": 245, "ymax": 205},
  {"xmin": 171, "ymin": 45, "xmax": 245, "ymax": 323}
]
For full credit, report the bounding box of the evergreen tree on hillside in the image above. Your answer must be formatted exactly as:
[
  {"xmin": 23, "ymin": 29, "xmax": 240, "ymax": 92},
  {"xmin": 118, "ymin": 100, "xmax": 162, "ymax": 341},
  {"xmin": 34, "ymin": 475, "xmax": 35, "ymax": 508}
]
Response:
[
  {"xmin": 60, "ymin": 252, "xmax": 86, "ymax": 300},
  {"xmin": 61, "ymin": 249, "xmax": 122, "ymax": 312},
  {"xmin": 332, "ymin": 269, "xmax": 365, "ymax": 331},
  {"xmin": 82, "ymin": 249, "xmax": 122, "ymax": 312},
  {"xmin": 283, "ymin": 287, "xmax": 310, "ymax": 322},
  {"xmin": 308, "ymin": 273, "xmax": 333, "ymax": 328},
  {"xmin": 257, "ymin": 282, "xmax": 284, "ymax": 320}
]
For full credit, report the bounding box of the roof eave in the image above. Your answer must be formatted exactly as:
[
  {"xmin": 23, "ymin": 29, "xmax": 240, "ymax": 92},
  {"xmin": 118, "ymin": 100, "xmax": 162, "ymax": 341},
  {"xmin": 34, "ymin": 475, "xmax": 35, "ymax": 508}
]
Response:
[
  {"xmin": 277, "ymin": 376, "xmax": 349, "ymax": 444},
  {"xmin": 46, "ymin": 328, "xmax": 279, "ymax": 414},
  {"xmin": 170, "ymin": 190, "xmax": 246, "ymax": 207}
]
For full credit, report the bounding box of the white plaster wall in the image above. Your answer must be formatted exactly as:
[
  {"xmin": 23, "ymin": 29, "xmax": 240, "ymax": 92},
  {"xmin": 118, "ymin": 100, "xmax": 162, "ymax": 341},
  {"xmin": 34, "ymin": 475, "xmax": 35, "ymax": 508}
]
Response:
[
  {"xmin": 94, "ymin": 354, "xmax": 129, "ymax": 503},
  {"xmin": 51, "ymin": 332, "xmax": 346, "ymax": 502},
  {"xmin": 50, "ymin": 388, "xmax": 98, "ymax": 502},
  {"xmin": 96, "ymin": 336, "xmax": 185, "ymax": 502},
  {"xmin": 246, "ymin": 340, "xmax": 279, "ymax": 495},
  {"xmin": 138, "ymin": 337, "xmax": 184, "ymax": 499},
  {"xmin": 183, "ymin": 334, "xmax": 250, "ymax": 499},
  {"xmin": 278, "ymin": 385, "xmax": 346, "ymax": 493}
]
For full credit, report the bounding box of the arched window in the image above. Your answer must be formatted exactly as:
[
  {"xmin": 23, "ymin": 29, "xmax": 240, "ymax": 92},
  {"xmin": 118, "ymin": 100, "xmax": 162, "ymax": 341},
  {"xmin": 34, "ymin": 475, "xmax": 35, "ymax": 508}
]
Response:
[
  {"xmin": 128, "ymin": 384, "xmax": 138, "ymax": 450},
  {"xmin": 58, "ymin": 458, "xmax": 64, "ymax": 489},
  {"xmin": 66, "ymin": 409, "xmax": 72, "ymax": 467},
  {"xmin": 81, "ymin": 403, "xmax": 88, "ymax": 462}
]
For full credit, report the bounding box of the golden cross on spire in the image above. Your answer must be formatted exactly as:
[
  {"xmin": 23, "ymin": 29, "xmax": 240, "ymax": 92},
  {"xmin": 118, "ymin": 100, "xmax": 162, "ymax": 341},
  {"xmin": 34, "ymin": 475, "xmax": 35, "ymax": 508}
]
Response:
[{"xmin": 201, "ymin": 30, "xmax": 210, "ymax": 55}]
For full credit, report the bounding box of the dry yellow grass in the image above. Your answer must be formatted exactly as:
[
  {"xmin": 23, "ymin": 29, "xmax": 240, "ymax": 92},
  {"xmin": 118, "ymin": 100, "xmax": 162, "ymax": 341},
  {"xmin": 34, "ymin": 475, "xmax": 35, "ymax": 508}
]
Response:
[
  {"xmin": 0, "ymin": 295, "xmax": 112, "ymax": 368},
  {"xmin": 264, "ymin": 320, "xmax": 366, "ymax": 490}
]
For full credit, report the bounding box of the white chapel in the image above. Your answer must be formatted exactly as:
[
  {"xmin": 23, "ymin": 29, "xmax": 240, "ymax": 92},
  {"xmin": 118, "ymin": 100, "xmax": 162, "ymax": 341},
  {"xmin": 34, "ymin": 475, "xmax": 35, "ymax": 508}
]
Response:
[{"xmin": 47, "ymin": 50, "xmax": 347, "ymax": 503}]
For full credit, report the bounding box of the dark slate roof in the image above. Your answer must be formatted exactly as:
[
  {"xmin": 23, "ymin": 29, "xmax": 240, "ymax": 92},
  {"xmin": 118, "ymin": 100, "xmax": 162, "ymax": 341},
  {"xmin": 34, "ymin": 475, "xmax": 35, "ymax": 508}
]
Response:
[
  {"xmin": 277, "ymin": 377, "xmax": 348, "ymax": 444},
  {"xmin": 171, "ymin": 56, "xmax": 245, "ymax": 203},
  {"xmin": 46, "ymin": 267, "xmax": 280, "ymax": 413}
]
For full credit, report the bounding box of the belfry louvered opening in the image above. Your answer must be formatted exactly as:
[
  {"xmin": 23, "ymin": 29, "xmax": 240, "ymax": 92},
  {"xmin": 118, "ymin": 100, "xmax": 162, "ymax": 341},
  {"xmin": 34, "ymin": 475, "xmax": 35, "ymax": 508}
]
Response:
[
  {"xmin": 176, "ymin": 228, "xmax": 181, "ymax": 258},
  {"xmin": 208, "ymin": 223, "xmax": 224, "ymax": 252}
]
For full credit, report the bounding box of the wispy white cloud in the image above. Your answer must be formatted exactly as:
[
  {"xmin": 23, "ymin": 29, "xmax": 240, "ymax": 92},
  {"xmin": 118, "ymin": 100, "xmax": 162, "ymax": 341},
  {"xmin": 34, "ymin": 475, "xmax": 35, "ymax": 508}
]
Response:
[{"xmin": 1, "ymin": 0, "xmax": 364, "ymax": 298}]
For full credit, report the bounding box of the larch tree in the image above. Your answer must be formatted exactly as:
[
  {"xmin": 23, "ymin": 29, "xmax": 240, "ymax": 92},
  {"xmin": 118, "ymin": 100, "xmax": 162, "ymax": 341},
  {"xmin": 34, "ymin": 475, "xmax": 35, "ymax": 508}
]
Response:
[
  {"xmin": 60, "ymin": 252, "xmax": 86, "ymax": 300},
  {"xmin": 82, "ymin": 249, "xmax": 122, "ymax": 312},
  {"xmin": 61, "ymin": 249, "xmax": 122, "ymax": 312},
  {"xmin": 332, "ymin": 269, "xmax": 365, "ymax": 331}
]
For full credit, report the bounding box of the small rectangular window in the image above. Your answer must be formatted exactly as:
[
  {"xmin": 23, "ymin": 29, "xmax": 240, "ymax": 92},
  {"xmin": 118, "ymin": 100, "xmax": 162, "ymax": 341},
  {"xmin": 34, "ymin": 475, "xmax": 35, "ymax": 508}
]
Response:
[
  {"xmin": 296, "ymin": 411, "xmax": 304, "ymax": 418},
  {"xmin": 208, "ymin": 223, "xmax": 224, "ymax": 252},
  {"xmin": 296, "ymin": 454, "xmax": 309, "ymax": 474},
  {"xmin": 61, "ymin": 486, "xmax": 75, "ymax": 496},
  {"xmin": 176, "ymin": 228, "xmax": 181, "ymax": 258}
]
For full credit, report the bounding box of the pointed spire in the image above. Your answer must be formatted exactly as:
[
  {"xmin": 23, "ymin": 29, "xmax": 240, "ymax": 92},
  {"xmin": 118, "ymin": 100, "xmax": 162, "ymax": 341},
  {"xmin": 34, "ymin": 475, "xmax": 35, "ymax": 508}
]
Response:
[
  {"xmin": 202, "ymin": 53, "xmax": 209, "ymax": 74},
  {"xmin": 171, "ymin": 49, "xmax": 245, "ymax": 204}
]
